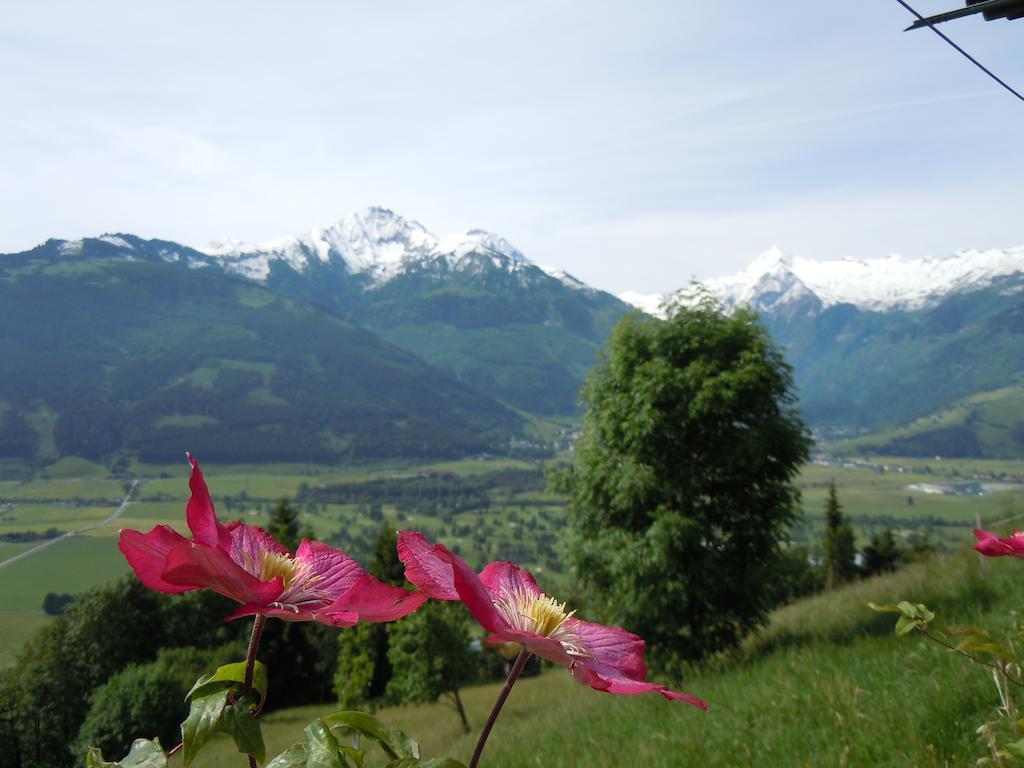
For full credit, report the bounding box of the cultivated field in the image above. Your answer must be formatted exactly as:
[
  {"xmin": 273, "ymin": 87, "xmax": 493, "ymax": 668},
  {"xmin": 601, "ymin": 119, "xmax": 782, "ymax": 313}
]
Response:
[{"xmin": 2, "ymin": 454, "xmax": 1023, "ymax": 666}]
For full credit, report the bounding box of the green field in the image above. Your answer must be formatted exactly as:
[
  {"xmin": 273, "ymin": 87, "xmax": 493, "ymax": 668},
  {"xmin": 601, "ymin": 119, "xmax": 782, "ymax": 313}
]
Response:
[
  {"xmin": 172, "ymin": 551, "xmax": 1015, "ymax": 767},
  {"xmin": 830, "ymin": 385, "xmax": 1024, "ymax": 459},
  {"xmin": 3, "ymin": 454, "xmax": 1024, "ymax": 671},
  {"xmin": 796, "ymin": 459, "xmax": 1024, "ymax": 549}
]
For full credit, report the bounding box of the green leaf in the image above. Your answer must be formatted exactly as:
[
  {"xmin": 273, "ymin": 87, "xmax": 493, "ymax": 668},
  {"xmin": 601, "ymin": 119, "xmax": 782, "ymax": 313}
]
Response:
[
  {"xmin": 867, "ymin": 602, "xmax": 903, "ymax": 614},
  {"xmin": 339, "ymin": 745, "xmax": 366, "ymax": 767},
  {"xmin": 1005, "ymin": 738, "xmax": 1024, "ymax": 759},
  {"xmin": 266, "ymin": 744, "xmax": 308, "ymax": 768},
  {"xmin": 949, "ymin": 625, "xmax": 992, "ymax": 639},
  {"xmin": 386, "ymin": 760, "xmax": 468, "ymax": 768},
  {"xmin": 913, "ymin": 603, "xmax": 935, "ymax": 624},
  {"xmin": 304, "ymin": 720, "xmax": 349, "ymax": 768},
  {"xmin": 86, "ymin": 739, "xmax": 168, "ymax": 767},
  {"xmin": 896, "ymin": 601, "xmax": 919, "ymax": 619},
  {"xmin": 894, "ymin": 616, "xmax": 919, "ymax": 636},
  {"xmin": 181, "ymin": 690, "xmax": 228, "ymax": 767},
  {"xmin": 187, "ymin": 661, "xmax": 268, "ymax": 703},
  {"xmin": 220, "ymin": 695, "xmax": 266, "ymax": 764},
  {"xmin": 953, "ymin": 638, "xmax": 1012, "ymax": 657},
  {"xmin": 324, "ymin": 711, "xmax": 419, "ymax": 760}
]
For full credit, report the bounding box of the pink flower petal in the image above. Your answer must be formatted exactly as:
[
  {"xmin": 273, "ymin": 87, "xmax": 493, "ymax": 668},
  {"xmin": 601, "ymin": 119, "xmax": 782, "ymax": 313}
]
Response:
[
  {"xmin": 162, "ymin": 541, "xmax": 285, "ymax": 606},
  {"xmin": 226, "ymin": 601, "xmax": 327, "ymax": 624},
  {"xmin": 119, "ymin": 525, "xmax": 193, "ymax": 594},
  {"xmin": 974, "ymin": 528, "xmax": 1024, "ymax": 558},
  {"xmin": 227, "ymin": 521, "xmax": 290, "ymax": 572},
  {"xmin": 479, "ymin": 561, "xmax": 543, "ymax": 602},
  {"xmin": 566, "ymin": 619, "xmax": 706, "ymax": 709},
  {"xmin": 570, "ymin": 662, "xmax": 707, "ymax": 709},
  {"xmin": 397, "ymin": 531, "xmax": 459, "ymax": 600},
  {"xmin": 485, "ymin": 629, "xmax": 574, "ymax": 666},
  {"xmin": 185, "ymin": 454, "xmax": 232, "ymax": 551},
  {"xmin": 569, "ymin": 619, "xmax": 648, "ymax": 680},
  {"xmin": 325, "ymin": 573, "xmax": 428, "ymax": 622},
  {"xmin": 444, "ymin": 547, "xmax": 507, "ymax": 633},
  {"xmin": 293, "ymin": 539, "xmax": 366, "ymax": 600},
  {"xmin": 311, "ymin": 609, "xmax": 361, "ymax": 628}
]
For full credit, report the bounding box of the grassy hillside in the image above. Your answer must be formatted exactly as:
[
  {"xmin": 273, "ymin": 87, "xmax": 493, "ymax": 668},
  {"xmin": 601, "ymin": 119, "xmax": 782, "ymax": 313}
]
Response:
[
  {"xmin": 763, "ymin": 277, "xmax": 1024, "ymax": 442},
  {"xmin": 274, "ymin": 254, "xmax": 630, "ymax": 416},
  {"xmin": 183, "ymin": 551, "xmax": 1017, "ymax": 767},
  {"xmin": 830, "ymin": 385, "xmax": 1024, "ymax": 459},
  {"xmin": 0, "ymin": 239, "xmax": 523, "ymax": 465}
]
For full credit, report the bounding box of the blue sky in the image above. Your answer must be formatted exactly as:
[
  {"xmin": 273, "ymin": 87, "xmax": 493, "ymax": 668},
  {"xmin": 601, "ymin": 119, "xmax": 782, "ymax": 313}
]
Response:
[{"xmin": 2, "ymin": 0, "xmax": 1022, "ymax": 293}]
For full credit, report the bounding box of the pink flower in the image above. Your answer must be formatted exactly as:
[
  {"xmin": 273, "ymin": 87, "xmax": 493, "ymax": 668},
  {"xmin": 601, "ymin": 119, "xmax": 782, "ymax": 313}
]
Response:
[
  {"xmin": 973, "ymin": 528, "xmax": 1024, "ymax": 558},
  {"xmin": 397, "ymin": 531, "xmax": 706, "ymax": 710},
  {"xmin": 119, "ymin": 454, "xmax": 426, "ymax": 627}
]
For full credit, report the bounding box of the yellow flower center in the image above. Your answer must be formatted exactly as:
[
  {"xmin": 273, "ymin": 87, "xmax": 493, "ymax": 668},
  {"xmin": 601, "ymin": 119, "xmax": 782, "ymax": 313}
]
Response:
[
  {"xmin": 259, "ymin": 550, "xmax": 299, "ymax": 585},
  {"xmin": 495, "ymin": 587, "xmax": 575, "ymax": 637}
]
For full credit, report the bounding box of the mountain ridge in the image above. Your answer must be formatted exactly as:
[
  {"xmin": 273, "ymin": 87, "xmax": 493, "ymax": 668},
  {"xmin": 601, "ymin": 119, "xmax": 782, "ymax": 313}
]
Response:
[
  {"xmin": 197, "ymin": 206, "xmax": 592, "ymax": 291},
  {"xmin": 623, "ymin": 243, "xmax": 1024, "ymax": 315}
]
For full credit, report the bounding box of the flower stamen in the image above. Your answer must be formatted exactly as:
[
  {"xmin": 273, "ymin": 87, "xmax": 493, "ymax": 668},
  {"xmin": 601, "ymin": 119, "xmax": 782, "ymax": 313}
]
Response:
[{"xmin": 493, "ymin": 587, "xmax": 591, "ymax": 658}]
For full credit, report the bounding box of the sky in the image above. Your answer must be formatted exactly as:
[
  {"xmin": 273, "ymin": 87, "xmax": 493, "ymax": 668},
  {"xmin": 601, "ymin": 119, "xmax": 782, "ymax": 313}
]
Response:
[{"xmin": 2, "ymin": 0, "xmax": 1022, "ymax": 295}]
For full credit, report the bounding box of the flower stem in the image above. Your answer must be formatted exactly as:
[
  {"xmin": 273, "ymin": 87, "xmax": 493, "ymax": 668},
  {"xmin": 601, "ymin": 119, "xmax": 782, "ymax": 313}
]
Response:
[
  {"xmin": 469, "ymin": 649, "xmax": 529, "ymax": 768},
  {"xmin": 243, "ymin": 615, "xmax": 266, "ymax": 767}
]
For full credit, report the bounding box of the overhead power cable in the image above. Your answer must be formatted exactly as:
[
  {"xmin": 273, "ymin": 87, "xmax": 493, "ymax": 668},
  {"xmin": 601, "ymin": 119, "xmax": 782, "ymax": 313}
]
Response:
[{"xmin": 894, "ymin": 0, "xmax": 1024, "ymax": 104}]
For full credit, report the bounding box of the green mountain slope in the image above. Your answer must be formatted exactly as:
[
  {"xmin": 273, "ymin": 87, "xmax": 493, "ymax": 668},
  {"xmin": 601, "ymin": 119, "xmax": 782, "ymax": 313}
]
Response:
[
  {"xmin": 828, "ymin": 385, "xmax": 1024, "ymax": 458},
  {"xmin": 263, "ymin": 253, "xmax": 630, "ymax": 416},
  {"xmin": 0, "ymin": 239, "xmax": 522, "ymax": 464},
  {"xmin": 760, "ymin": 277, "xmax": 1024, "ymax": 436}
]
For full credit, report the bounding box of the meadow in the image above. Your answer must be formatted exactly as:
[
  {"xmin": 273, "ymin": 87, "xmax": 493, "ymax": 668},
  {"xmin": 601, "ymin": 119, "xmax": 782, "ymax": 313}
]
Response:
[
  {"xmin": 2, "ymin": 454, "xmax": 1023, "ymax": 668},
  {"xmin": 182, "ymin": 550, "xmax": 1017, "ymax": 767}
]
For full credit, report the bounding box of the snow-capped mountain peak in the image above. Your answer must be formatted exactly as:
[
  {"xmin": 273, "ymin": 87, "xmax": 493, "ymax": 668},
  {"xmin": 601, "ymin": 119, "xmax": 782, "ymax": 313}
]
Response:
[
  {"xmin": 439, "ymin": 229, "xmax": 526, "ymax": 263},
  {"xmin": 197, "ymin": 207, "xmax": 561, "ymax": 288},
  {"xmin": 621, "ymin": 244, "xmax": 1024, "ymax": 316}
]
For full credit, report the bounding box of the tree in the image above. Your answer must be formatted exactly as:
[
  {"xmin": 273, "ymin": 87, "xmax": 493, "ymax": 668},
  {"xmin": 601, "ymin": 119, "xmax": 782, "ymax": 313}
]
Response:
[
  {"xmin": 386, "ymin": 602, "xmax": 474, "ymax": 733},
  {"xmin": 334, "ymin": 527, "xmax": 403, "ymax": 709},
  {"xmin": 267, "ymin": 498, "xmax": 301, "ymax": 551},
  {"xmin": 861, "ymin": 528, "xmax": 904, "ymax": 577},
  {"xmin": 370, "ymin": 527, "xmax": 406, "ymax": 588},
  {"xmin": 562, "ymin": 292, "xmax": 811, "ymax": 671},
  {"xmin": 41, "ymin": 592, "xmax": 73, "ymax": 616},
  {"xmin": 73, "ymin": 662, "xmax": 189, "ymax": 760},
  {"xmin": 823, "ymin": 482, "xmax": 857, "ymax": 589}
]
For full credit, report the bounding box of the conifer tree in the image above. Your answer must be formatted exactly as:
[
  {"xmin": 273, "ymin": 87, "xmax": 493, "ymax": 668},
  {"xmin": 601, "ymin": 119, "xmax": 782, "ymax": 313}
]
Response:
[
  {"xmin": 823, "ymin": 482, "xmax": 857, "ymax": 589},
  {"xmin": 267, "ymin": 498, "xmax": 301, "ymax": 552}
]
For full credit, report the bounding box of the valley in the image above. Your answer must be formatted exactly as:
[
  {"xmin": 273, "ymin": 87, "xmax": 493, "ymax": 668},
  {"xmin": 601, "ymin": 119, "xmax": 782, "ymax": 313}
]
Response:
[{"xmin": 3, "ymin": 452, "xmax": 1023, "ymax": 667}]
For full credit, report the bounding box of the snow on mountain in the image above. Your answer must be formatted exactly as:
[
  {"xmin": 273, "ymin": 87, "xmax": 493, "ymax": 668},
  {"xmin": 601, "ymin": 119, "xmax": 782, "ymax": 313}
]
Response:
[
  {"xmin": 199, "ymin": 207, "xmax": 572, "ymax": 288},
  {"xmin": 622, "ymin": 244, "xmax": 1024, "ymax": 315},
  {"xmin": 618, "ymin": 291, "xmax": 667, "ymax": 317}
]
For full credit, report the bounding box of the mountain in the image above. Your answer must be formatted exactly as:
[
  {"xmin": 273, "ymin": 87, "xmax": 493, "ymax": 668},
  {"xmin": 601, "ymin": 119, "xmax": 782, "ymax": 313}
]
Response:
[
  {"xmin": 623, "ymin": 245, "xmax": 1024, "ymax": 456},
  {"xmin": 0, "ymin": 235, "xmax": 523, "ymax": 465},
  {"xmin": 198, "ymin": 208, "xmax": 631, "ymax": 415}
]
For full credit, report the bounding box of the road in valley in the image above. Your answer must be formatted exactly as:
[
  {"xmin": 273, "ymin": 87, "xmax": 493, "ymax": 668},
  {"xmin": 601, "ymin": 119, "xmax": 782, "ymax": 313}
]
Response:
[{"xmin": 0, "ymin": 479, "xmax": 139, "ymax": 570}]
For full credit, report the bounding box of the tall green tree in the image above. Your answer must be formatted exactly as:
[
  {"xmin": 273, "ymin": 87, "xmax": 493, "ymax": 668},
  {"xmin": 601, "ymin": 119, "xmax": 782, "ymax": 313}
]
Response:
[
  {"xmin": 861, "ymin": 528, "xmax": 903, "ymax": 577},
  {"xmin": 562, "ymin": 292, "xmax": 811, "ymax": 671},
  {"xmin": 823, "ymin": 482, "xmax": 857, "ymax": 589},
  {"xmin": 334, "ymin": 527, "xmax": 404, "ymax": 709},
  {"xmin": 386, "ymin": 602, "xmax": 474, "ymax": 732},
  {"xmin": 267, "ymin": 498, "xmax": 301, "ymax": 551}
]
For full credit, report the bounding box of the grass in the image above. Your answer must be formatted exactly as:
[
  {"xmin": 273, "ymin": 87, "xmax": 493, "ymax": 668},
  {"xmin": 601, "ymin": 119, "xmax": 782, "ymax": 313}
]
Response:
[
  {"xmin": 3, "ymin": 453, "xmax": 1024, "ymax": 668},
  {"xmin": 830, "ymin": 386, "xmax": 1024, "ymax": 459},
  {"xmin": 0, "ymin": 477, "xmax": 127, "ymax": 501},
  {"xmin": 182, "ymin": 551, "xmax": 1022, "ymax": 768},
  {"xmin": 796, "ymin": 462, "xmax": 1024, "ymax": 549},
  {"xmin": 5, "ymin": 456, "xmax": 1024, "ymax": 764},
  {"xmin": 0, "ymin": 502, "xmax": 112, "ymax": 534}
]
